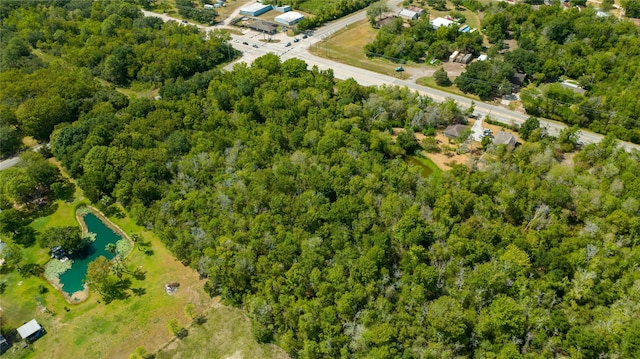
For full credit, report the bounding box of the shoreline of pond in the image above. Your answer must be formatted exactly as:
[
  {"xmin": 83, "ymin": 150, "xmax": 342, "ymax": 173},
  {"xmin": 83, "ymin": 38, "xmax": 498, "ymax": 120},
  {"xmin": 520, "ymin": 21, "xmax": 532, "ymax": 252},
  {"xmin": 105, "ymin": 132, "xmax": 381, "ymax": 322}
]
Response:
[{"xmin": 45, "ymin": 205, "xmax": 133, "ymax": 304}]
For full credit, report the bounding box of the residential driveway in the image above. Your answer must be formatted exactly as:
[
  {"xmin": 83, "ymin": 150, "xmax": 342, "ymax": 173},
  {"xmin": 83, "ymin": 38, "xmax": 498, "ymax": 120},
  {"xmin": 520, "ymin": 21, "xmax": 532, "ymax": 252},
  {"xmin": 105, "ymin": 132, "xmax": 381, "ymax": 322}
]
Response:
[{"xmin": 471, "ymin": 117, "xmax": 484, "ymax": 142}]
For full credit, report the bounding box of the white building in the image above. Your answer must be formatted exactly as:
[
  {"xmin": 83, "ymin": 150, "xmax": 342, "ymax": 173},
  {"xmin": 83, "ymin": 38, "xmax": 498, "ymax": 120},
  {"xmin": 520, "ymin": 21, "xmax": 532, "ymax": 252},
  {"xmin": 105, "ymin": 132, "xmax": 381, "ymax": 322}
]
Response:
[
  {"xmin": 398, "ymin": 9, "xmax": 419, "ymax": 20},
  {"xmin": 431, "ymin": 17, "xmax": 454, "ymax": 29},
  {"xmin": 239, "ymin": 3, "xmax": 273, "ymax": 16},
  {"xmin": 274, "ymin": 11, "xmax": 305, "ymax": 26}
]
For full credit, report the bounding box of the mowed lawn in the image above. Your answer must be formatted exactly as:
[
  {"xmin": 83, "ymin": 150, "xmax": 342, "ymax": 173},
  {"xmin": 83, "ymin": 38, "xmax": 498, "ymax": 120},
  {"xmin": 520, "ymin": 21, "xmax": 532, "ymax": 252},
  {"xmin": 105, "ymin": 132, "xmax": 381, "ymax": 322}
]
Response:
[
  {"xmin": 1, "ymin": 175, "xmax": 286, "ymax": 359},
  {"xmin": 309, "ymin": 19, "xmax": 410, "ymax": 79}
]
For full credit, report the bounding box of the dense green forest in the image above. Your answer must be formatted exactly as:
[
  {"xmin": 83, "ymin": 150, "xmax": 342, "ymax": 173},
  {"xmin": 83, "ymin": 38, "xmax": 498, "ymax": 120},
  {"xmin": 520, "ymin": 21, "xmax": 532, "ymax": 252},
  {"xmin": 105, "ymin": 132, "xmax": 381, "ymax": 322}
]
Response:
[{"xmin": 2, "ymin": 1, "xmax": 640, "ymax": 358}]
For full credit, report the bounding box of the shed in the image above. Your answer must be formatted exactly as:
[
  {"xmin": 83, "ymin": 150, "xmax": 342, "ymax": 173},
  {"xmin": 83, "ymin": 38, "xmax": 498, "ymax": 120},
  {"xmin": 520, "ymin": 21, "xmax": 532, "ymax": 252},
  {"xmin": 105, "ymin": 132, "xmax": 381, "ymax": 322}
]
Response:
[
  {"xmin": 51, "ymin": 246, "xmax": 67, "ymax": 260},
  {"xmin": 399, "ymin": 9, "xmax": 420, "ymax": 20},
  {"xmin": 274, "ymin": 11, "xmax": 304, "ymax": 26},
  {"xmin": 0, "ymin": 334, "xmax": 8, "ymax": 353},
  {"xmin": 431, "ymin": 17, "xmax": 454, "ymax": 29},
  {"xmin": 444, "ymin": 124, "xmax": 468, "ymax": 139},
  {"xmin": 461, "ymin": 53, "xmax": 473, "ymax": 64},
  {"xmin": 407, "ymin": 6, "xmax": 425, "ymax": 15},
  {"xmin": 204, "ymin": 4, "xmax": 214, "ymax": 9},
  {"xmin": 376, "ymin": 15, "xmax": 397, "ymax": 27},
  {"xmin": 477, "ymin": 54, "xmax": 488, "ymax": 61},
  {"xmin": 274, "ymin": 5, "xmax": 291, "ymax": 12},
  {"xmin": 240, "ymin": 3, "xmax": 272, "ymax": 16},
  {"xmin": 448, "ymin": 50, "xmax": 460, "ymax": 62},
  {"xmin": 493, "ymin": 131, "xmax": 518, "ymax": 148},
  {"xmin": 17, "ymin": 320, "xmax": 44, "ymax": 342}
]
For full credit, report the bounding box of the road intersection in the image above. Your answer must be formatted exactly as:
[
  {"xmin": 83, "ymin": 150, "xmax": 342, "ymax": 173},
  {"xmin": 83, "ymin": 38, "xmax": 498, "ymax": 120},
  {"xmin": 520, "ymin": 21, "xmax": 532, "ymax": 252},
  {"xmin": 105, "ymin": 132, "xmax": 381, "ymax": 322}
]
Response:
[{"xmin": 144, "ymin": 9, "xmax": 640, "ymax": 153}]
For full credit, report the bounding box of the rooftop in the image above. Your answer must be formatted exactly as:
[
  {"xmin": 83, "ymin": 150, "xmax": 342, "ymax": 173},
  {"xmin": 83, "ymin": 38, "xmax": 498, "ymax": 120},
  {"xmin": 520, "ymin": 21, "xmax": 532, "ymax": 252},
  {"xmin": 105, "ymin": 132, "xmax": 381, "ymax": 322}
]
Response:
[
  {"xmin": 274, "ymin": 11, "xmax": 304, "ymax": 22},
  {"xmin": 17, "ymin": 319, "xmax": 42, "ymax": 340},
  {"xmin": 431, "ymin": 17, "xmax": 454, "ymax": 29}
]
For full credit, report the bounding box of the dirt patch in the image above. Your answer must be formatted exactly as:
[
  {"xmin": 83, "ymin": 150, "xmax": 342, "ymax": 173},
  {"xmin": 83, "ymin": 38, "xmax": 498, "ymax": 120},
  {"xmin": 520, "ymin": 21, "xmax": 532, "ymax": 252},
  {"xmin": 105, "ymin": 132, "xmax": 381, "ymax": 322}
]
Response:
[
  {"xmin": 423, "ymin": 133, "xmax": 472, "ymax": 170},
  {"xmin": 392, "ymin": 128, "xmax": 472, "ymax": 170},
  {"xmin": 225, "ymin": 351, "xmax": 243, "ymax": 359}
]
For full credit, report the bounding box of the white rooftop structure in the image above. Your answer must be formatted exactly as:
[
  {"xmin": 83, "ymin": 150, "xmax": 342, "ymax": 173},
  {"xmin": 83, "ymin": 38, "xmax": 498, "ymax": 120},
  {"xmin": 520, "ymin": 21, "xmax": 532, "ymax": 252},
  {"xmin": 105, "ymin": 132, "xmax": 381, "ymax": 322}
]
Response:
[
  {"xmin": 398, "ymin": 9, "xmax": 419, "ymax": 20},
  {"xmin": 431, "ymin": 17, "xmax": 454, "ymax": 29},
  {"xmin": 478, "ymin": 54, "xmax": 488, "ymax": 61},
  {"xmin": 239, "ymin": 3, "xmax": 272, "ymax": 16},
  {"xmin": 17, "ymin": 319, "xmax": 43, "ymax": 340},
  {"xmin": 274, "ymin": 11, "xmax": 305, "ymax": 26}
]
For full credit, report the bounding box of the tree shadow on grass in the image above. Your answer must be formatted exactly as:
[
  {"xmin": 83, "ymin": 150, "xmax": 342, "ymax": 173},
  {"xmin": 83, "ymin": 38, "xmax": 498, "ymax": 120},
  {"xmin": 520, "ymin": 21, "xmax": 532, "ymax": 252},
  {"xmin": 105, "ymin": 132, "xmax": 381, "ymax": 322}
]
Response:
[
  {"xmin": 132, "ymin": 287, "xmax": 146, "ymax": 296},
  {"xmin": 103, "ymin": 278, "xmax": 132, "ymax": 304}
]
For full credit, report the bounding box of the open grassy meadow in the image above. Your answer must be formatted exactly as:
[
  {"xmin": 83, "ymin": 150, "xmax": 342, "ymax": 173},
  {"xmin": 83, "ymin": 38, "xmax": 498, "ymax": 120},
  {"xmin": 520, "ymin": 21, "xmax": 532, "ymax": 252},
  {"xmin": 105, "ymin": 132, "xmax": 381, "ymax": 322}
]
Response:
[
  {"xmin": 157, "ymin": 306, "xmax": 288, "ymax": 359},
  {"xmin": 309, "ymin": 20, "xmax": 411, "ymax": 79},
  {"xmin": 1, "ymin": 171, "xmax": 286, "ymax": 359}
]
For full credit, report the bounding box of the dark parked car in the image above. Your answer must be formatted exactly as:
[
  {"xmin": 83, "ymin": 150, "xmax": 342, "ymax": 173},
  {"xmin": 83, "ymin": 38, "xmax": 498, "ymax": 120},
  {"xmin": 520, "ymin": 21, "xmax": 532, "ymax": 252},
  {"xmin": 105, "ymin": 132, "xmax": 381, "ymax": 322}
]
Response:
[
  {"xmin": 242, "ymin": 41, "xmax": 248, "ymax": 45},
  {"xmin": 252, "ymin": 44, "xmax": 259, "ymax": 48}
]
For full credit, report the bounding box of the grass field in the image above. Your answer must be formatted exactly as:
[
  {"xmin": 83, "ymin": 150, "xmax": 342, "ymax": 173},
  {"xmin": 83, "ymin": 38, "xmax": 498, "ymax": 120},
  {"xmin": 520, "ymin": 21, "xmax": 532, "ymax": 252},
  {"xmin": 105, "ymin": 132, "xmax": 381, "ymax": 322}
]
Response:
[
  {"xmin": 297, "ymin": 0, "xmax": 339, "ymax": 15},
  {"xmin": 411, "ymin": 154, "xmax": 443, "ymax": 174},
  {"xmin": 309, "ymin": 20, "xmax": 411, "ymax": 80},
  {"xmin": 1, "ymin": 167, "xmax": 286, "ymax": 359},
  {"xmin": 157, "ymin": 306, "xmax": 288, "ymax": 359}
]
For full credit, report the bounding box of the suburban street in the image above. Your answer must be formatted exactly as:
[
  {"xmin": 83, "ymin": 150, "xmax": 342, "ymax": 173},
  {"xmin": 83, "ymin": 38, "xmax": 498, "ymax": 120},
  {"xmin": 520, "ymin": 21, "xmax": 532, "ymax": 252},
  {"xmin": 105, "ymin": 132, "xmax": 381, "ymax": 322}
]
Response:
[{"xmin": 143, "ymin": 8, "xmax": 640, "ymax": 152}]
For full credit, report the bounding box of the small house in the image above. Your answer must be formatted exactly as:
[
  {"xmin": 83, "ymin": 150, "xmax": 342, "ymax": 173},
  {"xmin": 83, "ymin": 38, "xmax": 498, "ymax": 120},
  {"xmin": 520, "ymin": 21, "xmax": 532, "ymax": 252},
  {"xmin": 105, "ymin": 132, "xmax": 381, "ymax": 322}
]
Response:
[
  {"xmin": 247, "ymin": 19, "xmax": 278, "ymax": 34},
  {"xmin": 444, "ymin": 124, "xmax": 469, "ymax": 139},
  {"xmin": 17, "ymin": 319, "xmax": 45, "ymax": 343},
  {"xmin": 493, "ymin": 131, "xmax": 518, "ymax": 148},
  {"xmin": 399, "ymin": 9, "xmax": 420, "ymax": 20},
  {"xmin": 431, "ymin": 17, "xmax": 454, "ymax": 29}
]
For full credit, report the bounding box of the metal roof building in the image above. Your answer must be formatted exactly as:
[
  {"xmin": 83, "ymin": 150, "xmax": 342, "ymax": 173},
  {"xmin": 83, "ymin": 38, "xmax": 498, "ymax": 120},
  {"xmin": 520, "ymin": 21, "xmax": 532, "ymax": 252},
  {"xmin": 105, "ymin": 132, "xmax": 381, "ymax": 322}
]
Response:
[
  {"xmin": 274, "ymin": 11, "xmax": 305, "ymax": 26},
  {"xmin": 17, "ymin": 319, "xmax": 44, "ymax": 342},
  {"xmin": 240, "ymin": 3, "xmax": 273, "ymax": 16}
]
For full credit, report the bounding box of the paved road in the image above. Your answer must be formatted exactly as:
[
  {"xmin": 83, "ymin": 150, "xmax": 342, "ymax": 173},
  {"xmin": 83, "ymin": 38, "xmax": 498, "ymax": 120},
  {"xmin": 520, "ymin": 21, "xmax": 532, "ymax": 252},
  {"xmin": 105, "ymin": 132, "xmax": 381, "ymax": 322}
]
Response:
[
  {"xmin": 142, "ymin": 8, "xmax": 640, "ymax": 153},
  {"xmin": 0, "ymin": 156, "xmax": 21, "ymax": 171},
  {"xmin": 0, "ymin": 144, "xmax": 43, "ymax": 171}
]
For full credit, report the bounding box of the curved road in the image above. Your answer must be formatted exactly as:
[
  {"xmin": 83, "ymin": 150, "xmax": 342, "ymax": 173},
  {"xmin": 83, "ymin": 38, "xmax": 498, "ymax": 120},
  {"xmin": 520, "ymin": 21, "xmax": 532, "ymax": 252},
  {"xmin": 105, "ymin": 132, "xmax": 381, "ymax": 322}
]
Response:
[{"xmin": 144, "ymin": 8, "xmax": 640, "ymax": 152}]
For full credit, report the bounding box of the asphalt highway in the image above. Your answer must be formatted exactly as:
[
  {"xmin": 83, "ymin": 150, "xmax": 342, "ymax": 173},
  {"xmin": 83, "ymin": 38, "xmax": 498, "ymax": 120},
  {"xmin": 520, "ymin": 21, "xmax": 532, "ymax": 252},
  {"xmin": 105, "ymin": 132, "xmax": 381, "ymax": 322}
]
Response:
[{"xmin": 143, "ymin": 9, "xmax": 640, "ymax": 153}]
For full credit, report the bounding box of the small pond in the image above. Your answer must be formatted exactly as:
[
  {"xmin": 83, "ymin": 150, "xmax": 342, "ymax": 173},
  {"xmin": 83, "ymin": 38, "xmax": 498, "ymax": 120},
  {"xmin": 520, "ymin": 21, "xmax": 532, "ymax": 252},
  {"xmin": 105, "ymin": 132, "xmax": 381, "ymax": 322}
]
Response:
[
  {"xmin": 58, "ymin": 212, "xmax": 122, "ymax": 296},
  {"xmin": 403, "ymin": 155, "xmax": 434, "ymax": 178}
]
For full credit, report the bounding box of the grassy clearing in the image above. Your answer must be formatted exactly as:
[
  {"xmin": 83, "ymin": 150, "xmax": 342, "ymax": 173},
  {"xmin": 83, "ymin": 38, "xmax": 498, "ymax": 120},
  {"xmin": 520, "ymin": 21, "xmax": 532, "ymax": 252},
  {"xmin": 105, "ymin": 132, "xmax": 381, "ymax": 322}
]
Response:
[
  {"xmin": 115, "ymin": 86, "xmax": 160, "ymax": 99},
  {"xmin": 215, "ymin": 0, "xmax": 251, "ymax": 22},
  {"xmin": 157, "ymin": 306, "xmax": 288, "ymax": 359},
  {"xmin": 309, "ymin": 20, "xmax": 410, "ymax": 79},
  {"xmin": 297, "ymin": 0, "xmax": 339, "ymax": 15},
  {"xmin": 1, "ymin": 170, "xmax": 286, "ymax": 359},
  {"xmin": 411, "ymin": 154, "xmax": 442, "ymax": 174}
]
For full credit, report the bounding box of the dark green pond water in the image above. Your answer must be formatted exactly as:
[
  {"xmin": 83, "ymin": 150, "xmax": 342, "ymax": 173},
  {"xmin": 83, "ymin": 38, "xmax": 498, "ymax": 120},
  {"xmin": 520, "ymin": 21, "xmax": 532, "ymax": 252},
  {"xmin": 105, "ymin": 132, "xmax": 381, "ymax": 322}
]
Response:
[
  {"xmin": 404, "ymin": 156, "xmax": 434, "ymax": 177},
  {"xmin": 58, "ymin": 212, "xmax": 121, "ymax": 296}
]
